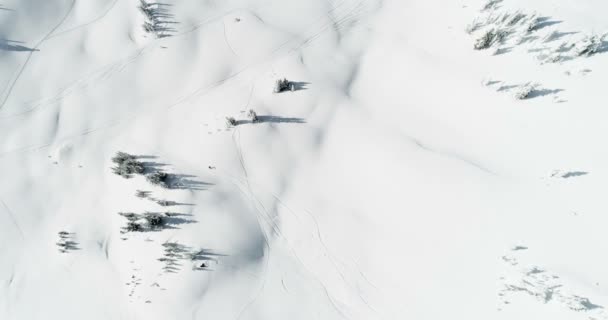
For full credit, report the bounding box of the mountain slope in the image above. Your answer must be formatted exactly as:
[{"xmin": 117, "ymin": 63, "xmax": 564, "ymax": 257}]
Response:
[{"xmin": 1, "ymin": 0, "xmax": 607, "ymax": 319}]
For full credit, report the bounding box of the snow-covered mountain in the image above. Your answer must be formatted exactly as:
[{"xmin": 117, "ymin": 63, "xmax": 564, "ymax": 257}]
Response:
[{"xmin": 1, "ymin": 0, "xmax": 607, "ymax": 319}]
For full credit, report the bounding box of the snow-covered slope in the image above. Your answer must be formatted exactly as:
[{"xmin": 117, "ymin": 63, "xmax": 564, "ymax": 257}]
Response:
[{"xmin": 1, "ymin": 0, "xmax": 607, "ymax": 319}]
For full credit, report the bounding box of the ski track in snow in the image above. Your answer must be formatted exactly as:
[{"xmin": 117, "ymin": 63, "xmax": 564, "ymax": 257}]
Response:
[
  {"xmin": 223, "ymin": 20, "xmax": 238, "ymax": 56},
  {"xmin": 224, "ymin": 133, "xmax": 350, "ymax": 319},
  {"xmin": 2, "ymin": 0, "xmax": 608, "ymax": 319},
  {"xmin": 0, "ymin": 0, "xmax": 77, "ymax": 111},
  {"xmin": 0, "ymin": 0, "xmax": 370, "ymax": 162},
  {"xmin": 221, "ymin": 127, "xmax": 382, "ymax": 318},
  {"xmin": 0, "ymin": 197, "xmax": 24, "ymax": 240},
  {"xmin": 47, "ymin": 0, "xmax": 120, "ymax": 40}
]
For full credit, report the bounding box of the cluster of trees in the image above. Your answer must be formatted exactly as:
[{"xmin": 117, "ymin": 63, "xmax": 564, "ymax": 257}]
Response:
[
  {"xmin": 112, "ymin": 151, "xmax": 171, "ymax": 188},
  {"xmin": 273, "ymin": 78, "xmax": 295, "ymax": 93},
  {"xmin": 118, "ymin": 212, "xmax": 167, "ymax": 233},
  {"xmin": 577, "ymin": 34, "xmax": 607, "ymax": 57},
  {"xmin": 57, "ymin": 231, "xmax": 78, "ymax": 253},
  {"xmin": 225, "ymin": 109, "xmax": 259, "ymax": 128},
  {"xmin": 112, "ymin": 152, "xmax": 144, "ymax": 178},
  {"xmin": 138, "ymin": 0, "xmax": 173, "ymax": 37}
]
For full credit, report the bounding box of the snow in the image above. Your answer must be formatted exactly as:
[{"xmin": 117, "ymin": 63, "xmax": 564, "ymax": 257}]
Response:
[{"xmin": 1, "ymin": 0, "xmax": 608, "ymax": 319}]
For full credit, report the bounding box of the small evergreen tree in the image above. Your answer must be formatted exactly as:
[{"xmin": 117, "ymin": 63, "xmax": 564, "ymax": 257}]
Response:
[
  {"xmin": 156, "ymin": 199, "xmax": 172, "ymax": 206},
  {"xmin": 514, "ymin": 83, "xmax": 538, "ymax": 100},
  {"xmin": 273, "ymin": 78, "xmax": 290, "ymax": 93},
  {"xmin": 126, "ymin": 221, "xmax": 142, "ymax": 232},
  {"xmin": 147, "ymin": 171, "xmax": 170, "ymax": 188},
  {"xmin": 225, "ymin": 117, "xmax": 237, "ymax": 127},
  {"xmin": 474, "ymin": 29, "xmax": 497, "ymax": 50},
  {"xmin": 144, "ymin": 212, "xmax": 164, "ymax": 229},
  {"xmin": 577, "ymin": 34, "xmax": 606, "ymax": 57},
  {"xmin": 111, "ymin": 152, "xmax": 144, "ymax": 178},
  {"xmin": 247, "ymin": 109, "xmax": 259, "ymax": 122}
]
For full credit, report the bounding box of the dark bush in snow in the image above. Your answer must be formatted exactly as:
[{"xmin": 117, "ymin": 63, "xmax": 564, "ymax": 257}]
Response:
[
  {"xmin": 112, "ymin": 158, "xmax": 144, "ymax": 178},
  {"xmin": 118, "ymin": 211, "xmax": 167, "ymax": 232},
  {"xmin": 147, "ymin": 171, "xmax": 170, "ymax": 188},
  {"xmin": 273, "ymin": 78, "xmax": 294, "ymax": 93},
  {"xmin": 112, "ymin": 152, "xmax": 144, "ymax": 178},
  {"xmin": 126, "ymin": 221, "xmax": 143, "ymax": 232},
  {"xmin": 119, "ymin": 212, "xmax": 145, "ymax": 232},
  {"xmin": 247, "ymin": 109, "xmax": 258, "ymax": 122},
  {"xmin": 144, "ymin": 212, "xmax": 164, "ymax": 229},
  {"xmin": 118, "ymin": 212, "xmax": 142, "ymax": 233},
  {"xmin": 225, "ymin": 116, "xmax": 237, "ymax": 127},
  {"xmin": 112, "ymin": 151, "xmax": 134, "ymax": 164}
]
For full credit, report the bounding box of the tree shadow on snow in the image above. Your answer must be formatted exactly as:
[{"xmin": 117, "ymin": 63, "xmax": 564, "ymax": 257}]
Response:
[
  {"xmin": 142, "ymin": 213, "xmax": 198, "ymax": 232},
  {"xmin": 257, "ymin": 115, "xmax": 306, "ymax": 124},
  {"xmin": 163, "ymin": 212, "xmax": 198, "ymax": 226},
  {"xmin": 132, "ymin": 155, "xmax": 170, "ymax": 173},
  {"xmin": 494, "ymin": 47, "xmax": 513, "ymax": 55},
  {"xmin": 531, "ymin": 17, "xmax": 562, "ymax": 32},
  {"xmin": 133, "ymin": 154, "xmax": 212, "ymax": 191},
  {"xmin": 237, "ymin": 115, "xmax": 306, "ymax": 126},
  {"xmin": 190, "ymin": 248, "xmax": 227, "ymax": 271},
  {"xmin": 59, "ymin": 240, "xmax": 80, "ymax": 252},
  {"xmin": 527, "ymin": 88, "xmax": 564, "ymax": 99},
  {"xmin": 497, "ymin": 84, "xmax": 519, "ymax": 92},
  {"xmin": 159, "ymin": 242, "xmax": 226, "ymax": 273},
  {"xmin": 519, "ymin": 35, "xmax": 540, "ymax": 44},
  {"xmin": 167, "ymin": 174, "xmax": 213, "ymax": 190},
  {"xmin": 155, "ymin": 199, "xmax": 196, "ymax": 207},
  {"xmin": 290, "ymin": 81, "xmax": 310, "ymax": 91},
  {"xmin": 57, "ymin": 231, "xmax": 80, "ymax": 253},
  {"xmin": 0, "ymin": 39, "xmax": 38, "ymax": 52},
  {"xmin": 596, "ymin": 40, "xmax": 608, "ymax": 55},
  {"xmin": 190, "ymin": 248, "xmax": 226, "ymax": 260},
  {"xmin": 134, "ymin": 154, "xmax": 159, "ymax": 160},
  {"xmin": 143, "ymin": 162, "xmax": 170, "ymax": 174},
  {"xmin": 544, "ymin": 31, "xmax": 578, "ymax": 43},
  {"xmin": 561, "ymin": 171, "xmax": 588, "ymax": 179}
]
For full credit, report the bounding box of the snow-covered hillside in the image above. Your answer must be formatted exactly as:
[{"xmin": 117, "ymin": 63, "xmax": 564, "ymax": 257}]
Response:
[{"xmin": 1, "ymin": 0, "xmax": 607, "ymax": 319}]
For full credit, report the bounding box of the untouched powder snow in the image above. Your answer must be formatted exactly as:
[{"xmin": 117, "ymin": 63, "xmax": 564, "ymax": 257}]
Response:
[{"xmin": 1, "ymin": 0, "xmax": 607, "ymax": 319}]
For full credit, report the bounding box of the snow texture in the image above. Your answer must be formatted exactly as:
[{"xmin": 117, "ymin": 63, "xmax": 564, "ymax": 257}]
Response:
[{"xmin": 0, "ymin": 0, "xmax": 607, "ymax": 319}]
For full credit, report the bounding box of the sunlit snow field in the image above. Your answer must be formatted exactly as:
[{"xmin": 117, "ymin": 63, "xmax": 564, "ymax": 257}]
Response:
[{"xmin": 1, "ymin": 0, "xmax": 607, "ymax": 319}]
